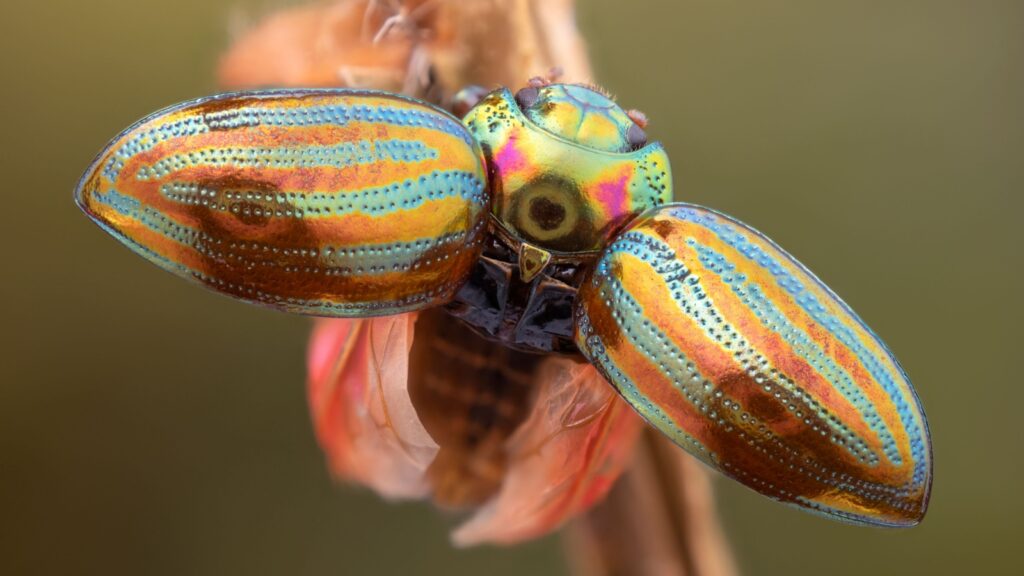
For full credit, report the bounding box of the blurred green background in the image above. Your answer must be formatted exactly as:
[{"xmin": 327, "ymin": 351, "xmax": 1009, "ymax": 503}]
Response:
[{"xmin": 1, "ymin": 0, "xmax": 1020, "ymax": 574}]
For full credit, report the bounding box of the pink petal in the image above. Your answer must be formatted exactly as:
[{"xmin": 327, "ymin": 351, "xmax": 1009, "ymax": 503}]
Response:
[
  {"xmin": 452, "ymin": 357, "xmax": 644, "ymax": 546},
  {"xmin": 307, "ymin": 315, "xmax": 439, "ymax": 500}
]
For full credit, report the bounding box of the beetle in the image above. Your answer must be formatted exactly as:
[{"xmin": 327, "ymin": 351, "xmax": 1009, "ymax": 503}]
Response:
[{"xmin": 75, "ymin": 78, "xmax": 932, "ymax": 527}]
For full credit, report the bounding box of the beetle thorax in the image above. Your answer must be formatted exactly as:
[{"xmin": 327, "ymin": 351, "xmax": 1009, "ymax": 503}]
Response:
[
  {"xmin": 443, "ymin": 83, "xmax": 674, "ymax": 355},
  {"xmin": 462, "ymin": 83, "xmax": 673, "ymax": 258}
]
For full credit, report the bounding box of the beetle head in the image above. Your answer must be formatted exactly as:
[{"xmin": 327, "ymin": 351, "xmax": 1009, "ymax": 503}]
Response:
[{"xmin": 513, "ymin": 83, "xmax": 648, "ymax": 153}]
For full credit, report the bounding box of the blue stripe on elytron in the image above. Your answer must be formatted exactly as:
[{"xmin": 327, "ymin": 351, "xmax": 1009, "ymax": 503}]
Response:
[
  {"xmin": 598, "ymin": 233, "xmax": 920, "ymax": 503},
  {"xmin": 689, "ymin": 239, "xmax": 898, "ymax": 467},
  {"xmin": 137, "ymin": 139, "xmax": 439, "ymax": 181},
  {"xmin": 668, "ymin": 205, "xmax": 928, "ymax": 486},
  {"xmin": 89, "ymin": 187, "xmax": 473, "ymax": 277},
  {"xmin": 83, "ymin": 190, "xmax": 192, "ymax": 278},
  {"xmin": 597, "ymin": 260, "xmax": 716, "ymax": 411},
  {"xmin": 200, "ymin": 100, "xmax": 473, "ymax": 143},
  {"xmin": 156, "ymin": 169, "xmax": 486, "ymax": 219},
  {"xmin": 793, "ymin": 496, "xmax": 917, "ymax": 527},
  {"xmin": 607, "ymin": 230, "xmax": 875, "ymax": 465},
  {"xmin": 103, "ymin": 117, "xmax": 209, "ymax": 181},
  {"xmin": 577, "ymin": 308, "xmax": 715, "ymax": 467},
  {"xmin": 104, "ymin": 90, "xmax": 474, "ymax": 181}
]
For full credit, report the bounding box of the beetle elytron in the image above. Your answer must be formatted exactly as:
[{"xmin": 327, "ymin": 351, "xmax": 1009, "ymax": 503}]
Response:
[{"xmin": 75, "ymin": 79, "xmax": 932, "ymax": 526}]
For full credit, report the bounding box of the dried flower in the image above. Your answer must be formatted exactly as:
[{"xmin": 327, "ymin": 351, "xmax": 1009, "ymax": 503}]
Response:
[
  {"xmin": 219, "ymin": 0, "xmax": 592, "ymax": 103},
  {"xmin": 223, "ymin": 0, "xmax": 643, "ymax": 544},
  {"xmin": 219, "ymin": 3, "xmax": 736, "ymax": 560},
  {"xmin": 307, "ymin": 312, "xmax": 642, "ymax": 544}
]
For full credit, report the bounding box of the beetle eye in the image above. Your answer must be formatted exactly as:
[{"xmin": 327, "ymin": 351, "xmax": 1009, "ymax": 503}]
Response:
[
  {"xmin": 626, "ymin": 123, "xmax": 648, "ymax": 150},
  {"xmin": 515, "ymin": 87, "xmax": 540, "ymax": 111}
]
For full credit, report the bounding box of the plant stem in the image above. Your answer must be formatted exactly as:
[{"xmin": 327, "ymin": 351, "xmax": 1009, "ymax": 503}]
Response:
[{"xmin": 563, "ymin": 429, "xmax": 738, "ymax": 576}]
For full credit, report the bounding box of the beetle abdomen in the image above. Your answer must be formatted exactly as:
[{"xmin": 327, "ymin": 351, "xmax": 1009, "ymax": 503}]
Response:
[
  {"xmin": 75, "ymin": 90, "xmax": 489, "ymax": 316},
  {"xmin": 575, "ymin": 204, "xmax": 932, "ymax": 526}
]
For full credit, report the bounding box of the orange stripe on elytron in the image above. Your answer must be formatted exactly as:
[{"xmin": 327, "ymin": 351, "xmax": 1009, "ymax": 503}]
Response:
[
  {"xmin": 590, "ymin": 251, "xmax": 791, "ymax": 468},
  {"xmin": 120, "ymin": 198, "xmax": 483, "ymax": 274},
  {"xmin": 679, "ymin": 223, "xmax": 914, "ymax": 469},
  {"xmin": 579, "ymin": 289, "xmax": 720, "ymax": 468},
  {"xmin": 667, "ymin": 205, "xmax": 928, "ymax": 493},
  {"xmin": 581, "ymin": 270, "xmax": 890, "ymax": 514},
  {"xmin": 576, "ymin": 206, "xmax": 931, "ymax": 525},
  {"xmin": 588, "ymin": 291, "xmax": 918, "ymax": 521},
  {"xmin": 111, "ymin": 194, "xmax": 484, "ymax": 305},
  {"xmin": 116, "ymin": 178, "xmax": 480, "ymax": 249},
  {"xmin": 611, "ymin": 248, "xmax": 888, "ymax": 481},
  {"xmin": 120, "ymin": 129, "xmax": 478, "ymax": 196},
  {"xmin": 661, "ymin": 232, "xmax": 891, "ymax": 467},
  {"xmin": 585, "ymin": 253, "xmax": 929, "ymax": 522}
]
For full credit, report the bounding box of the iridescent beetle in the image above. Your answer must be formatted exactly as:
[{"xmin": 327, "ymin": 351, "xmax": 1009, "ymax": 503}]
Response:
[{"xmin": 75, "ymin": 80, "xmax": 932, "ymax": 527}]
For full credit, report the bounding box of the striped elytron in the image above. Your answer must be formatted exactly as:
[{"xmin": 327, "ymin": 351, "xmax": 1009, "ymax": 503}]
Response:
[{"xmin": 76, "ymin": 81, "xmax": 931, "ymax": 526}]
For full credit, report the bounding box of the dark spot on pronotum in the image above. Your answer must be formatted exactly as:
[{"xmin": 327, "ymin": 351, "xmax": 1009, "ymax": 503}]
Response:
[
  {"xmin": 507, "ymin": 174, "xmax": 596, "ymax": 252},
  {"xmin": 529, "ymin": 196, "xmax": 566, "ymax": 231}
]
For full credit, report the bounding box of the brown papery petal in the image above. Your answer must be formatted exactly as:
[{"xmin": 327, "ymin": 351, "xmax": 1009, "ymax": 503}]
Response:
[
  {"xmin": 219, "ymin": 1, "xmax": 415, "ymax": 91},
  {"xmin": 451, "ymin": 358, "xmax": 643, "ymax": 546},
  {"xmin": 307, "ymin": 309, "xmax": 646, "ymax": 545}
]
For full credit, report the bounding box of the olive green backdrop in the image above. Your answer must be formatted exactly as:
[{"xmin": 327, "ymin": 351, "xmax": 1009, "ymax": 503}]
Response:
[{"xmin": 2, "ymin": 1, "xmax": 1020, "ymax": 574}]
